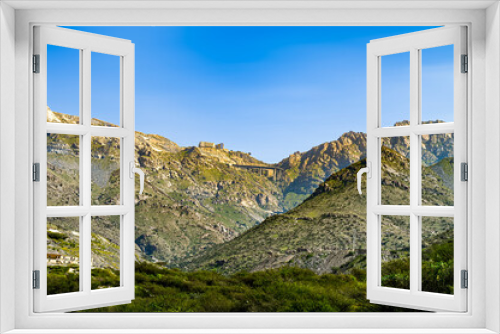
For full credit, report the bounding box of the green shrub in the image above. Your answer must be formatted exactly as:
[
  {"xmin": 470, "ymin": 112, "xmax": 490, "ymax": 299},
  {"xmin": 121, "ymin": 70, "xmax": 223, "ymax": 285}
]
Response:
[
  {"xmin": 46, "ymin": 240, "xmax": 453, "ymax": 313},
  {"xmin": 48, "ymin": 231, "xmax": 68, "ymax": 240}
]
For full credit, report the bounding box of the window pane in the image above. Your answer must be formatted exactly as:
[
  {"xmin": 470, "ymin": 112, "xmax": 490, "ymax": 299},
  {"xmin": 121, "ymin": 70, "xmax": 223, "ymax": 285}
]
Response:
[
  {"xmin": 381, "ymin": 137, "xmax": 410, "ymax": 205},
  {"xmin": 47, "ymin": 217, "xmax": 80, "ymax": 295},
  {"xmin": 421, "ymin": 133, "xmax": 454, "ymax": 206},
  {"xmin": 421, "ymin": 45, "xmax": 454, "ymax": 124},
  {"xmin": 47, "ymin": 133, "xmax": 80, "ymax": 206},
  {"xmin": 421, "ymin": 217, "xmax": 454, "ymax": 294},
  {"xmin": 91, "ymin": 52, "xmax": 120, "ymax": 127},
  {"xmin": 91, "ymin": 137, "xmax": 121, "ymax": 205},
  {"xmin": 47, "ymin": 45, "xmax": 80, "ymax": 123},
  {"xmin": 381, "ymin": 52, "xmax": 410, "ymax": 128},
  {"xmin": 91, "ymin": 216, "xmax": 121, "ymax": 290},
  {"xmin": 381, "ymin": 215, "xmax": 410, "ymax": 289}
]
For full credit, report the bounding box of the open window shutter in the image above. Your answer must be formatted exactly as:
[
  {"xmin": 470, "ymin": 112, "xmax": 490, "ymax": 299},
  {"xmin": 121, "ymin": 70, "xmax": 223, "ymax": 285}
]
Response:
[
  {"xmin": 33, "ymin": 26, "xmax": 137, "ymax": 312},
  {"xmin": 364, "ymin": 26, "xmax": 467, "ymax": 312}
]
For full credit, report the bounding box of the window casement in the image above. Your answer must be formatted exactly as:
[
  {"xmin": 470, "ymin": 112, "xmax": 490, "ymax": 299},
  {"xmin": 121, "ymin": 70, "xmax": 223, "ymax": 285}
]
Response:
[
  {"xmin": 360, "ymin": 26, "xmax": 468, "ymax": 312},
  {"xmin": 33, "ymin": 26, "xmax": 140, "ymax": 312}
]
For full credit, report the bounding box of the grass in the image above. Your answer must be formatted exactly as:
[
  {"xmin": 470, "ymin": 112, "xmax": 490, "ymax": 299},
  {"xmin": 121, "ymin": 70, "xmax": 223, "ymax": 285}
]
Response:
[
  {"xmin": 198, "ymin": 168, "xmax": 232, "ymax": 182},
  {"xmin": 44, "ymin": 235, "xmax": 453, "ymax": 312},
  {"xmin": 282, "ymin": 192, "xmax": 309, "ymax": 211},
  {"xmin": 65, "ymin": 263, "xmax": 411, "ymax": 313},
  {"xmin": 47, "ymin": 267, "xmax": 121, "ymax": 294},
  {"xmin": 212, "ymin": 203, "xmax": 257, "ymax": 230}
]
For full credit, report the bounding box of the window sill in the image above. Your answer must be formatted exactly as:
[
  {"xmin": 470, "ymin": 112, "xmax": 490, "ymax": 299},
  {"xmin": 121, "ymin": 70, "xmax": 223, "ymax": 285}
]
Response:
[{"xmin": 4, "ymin": 329, "xmax": 498, "ymax": 334}]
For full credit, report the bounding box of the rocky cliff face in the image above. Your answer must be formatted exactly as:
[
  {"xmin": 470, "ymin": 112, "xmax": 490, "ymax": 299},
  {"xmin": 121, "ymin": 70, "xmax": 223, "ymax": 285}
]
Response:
[
  {"xmin": 277, "ymin": 131, "xmax": 367, "ymax": 209},
  {"xmin": 276, "ymin": 122, "xmax": 453, "ymax": 210}
]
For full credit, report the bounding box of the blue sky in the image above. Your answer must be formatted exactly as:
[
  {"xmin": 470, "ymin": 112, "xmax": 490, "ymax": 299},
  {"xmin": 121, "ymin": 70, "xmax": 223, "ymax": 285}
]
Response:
[{"xmin": 48, "ymin": 26, "xmax": 453, "ymax": 163}]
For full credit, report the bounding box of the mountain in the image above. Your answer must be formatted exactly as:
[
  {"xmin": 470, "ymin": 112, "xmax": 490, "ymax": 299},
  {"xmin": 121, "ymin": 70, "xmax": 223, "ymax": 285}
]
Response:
[
  {"xmin": 276, "ymin": 121, "xmax": 453, "ymax": 210},
  {"xmin": 45, "ymin": 108, "xmax": 455, "ymax": 310},
  {"xmin": 181, "ymin": 146, "xmax": 454, "ymax": 274},
  {"xmin": 46, "ymin": 107, "xmax": 454, "ymax": 266},
  {"xmin": 47, "ymin": 107, "xmax": 285, "ymax": 264}
]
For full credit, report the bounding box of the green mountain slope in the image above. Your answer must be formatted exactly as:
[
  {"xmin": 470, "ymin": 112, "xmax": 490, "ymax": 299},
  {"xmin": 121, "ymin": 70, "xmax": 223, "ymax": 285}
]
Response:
[{"xmin": 182, "ymin": 147, "xmax": 454, "ymax": 274}]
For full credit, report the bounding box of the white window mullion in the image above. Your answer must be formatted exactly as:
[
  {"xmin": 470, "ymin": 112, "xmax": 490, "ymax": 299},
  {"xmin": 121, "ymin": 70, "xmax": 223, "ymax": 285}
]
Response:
[
  {"xmin": 121, "ymin": 49, "xmax": 135, "ymax": 296},
  {"xmin": 77, "ymin": 48, "xmax": 85, "ymax": 292},
  {"xmin": 372, "ymin": 126, "xmax": 411, "ymax": 138},
  {"xmin": 119, "ymin": 53, "xmax": 124, "ymax": 287},
  {"xmin": 81, "ymin": 129, "xmax": 91, "ymax": 294},
  {"xmin": 81, "ymin": 214, "xmax": 91, "ymax": 293},
  {"xmin": 376, "ymin": 215, "xmax": 382, "ymax": 287},
  {"xmin": 90, "ymin": 126, "xmax": 130, "ymax": 138},
  {"xmin": 372, "ymin": 205, "xmax": 411, "ymax": 215},
  {"xmin": 366, "ymin": 45, "xmax": 380, "ymax": 297},
  {"xmin": 79, "ymin": 49, "xmax": 84, "ymax": 206},
  {"xmin": 372, "ymin": 123, "xmax": 455, "ymax": 138},
  {"xmin": 409, "ymin": 47, "xmax": 420, "ymax": 294},
  {"xmin": 82, "ymin": 48, "xmax": 92, "ymax": 294},
  {"xmin": 82, "ymin": 49, "xmax": 91, "ymax": 129},
  {"xmin": 46, "ymin": 123, "xmax": 130, "ymax": 137},
  {"xmin": 120, "ymin": 216, "xmax": 124, "ymax": 287},
  {"xmin": 413, "ymin": 123, "xmax": 455, "ymax": 135},
  {"xmin": 78, "ymin": 217, "xmax": 84, "ymax": 292}
]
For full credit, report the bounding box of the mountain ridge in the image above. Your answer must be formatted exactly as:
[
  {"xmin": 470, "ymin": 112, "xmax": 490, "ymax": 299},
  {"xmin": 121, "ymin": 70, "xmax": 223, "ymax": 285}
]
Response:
[
  {"xmin": 275, "ymin": 124, "xmax": 453, "ymax": 210},
  {"xmin": 46, "ymin": 107, "xmax": 454, "ymax": 266}
]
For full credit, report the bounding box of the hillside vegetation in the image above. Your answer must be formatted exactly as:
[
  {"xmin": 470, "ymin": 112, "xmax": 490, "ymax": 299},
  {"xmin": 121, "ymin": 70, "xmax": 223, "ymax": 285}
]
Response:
[
  {"xmin": 47, "ymin": 262, "xmax": 410, "ymax": 312},
  {"xmin": 181, "ymin": 147, "xmax": 453, "ymax": 275},
  {"xmin": 49, "ymin": 232, "xmax": 452, "ymax": 313}
]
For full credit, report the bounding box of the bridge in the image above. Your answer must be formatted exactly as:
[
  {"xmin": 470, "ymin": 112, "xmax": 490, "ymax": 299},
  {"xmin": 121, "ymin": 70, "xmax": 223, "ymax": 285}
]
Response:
[{"xmin": 232, "ymin": 164, "xmax": 284, "ymax": 181}]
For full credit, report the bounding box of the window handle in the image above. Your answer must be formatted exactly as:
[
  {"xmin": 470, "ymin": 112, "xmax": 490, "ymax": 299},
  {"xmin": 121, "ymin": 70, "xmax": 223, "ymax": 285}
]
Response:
[
  {"xmin": 129, "ymin": 162, "xmax": 145, "ymax": 195},
  {"xmin": 357, "ymin": 162, "xmax": 371, "ymax": 195}
]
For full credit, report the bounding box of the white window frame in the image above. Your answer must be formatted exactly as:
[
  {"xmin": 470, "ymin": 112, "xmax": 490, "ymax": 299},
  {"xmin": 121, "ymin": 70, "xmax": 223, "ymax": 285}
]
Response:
[
  {"xmin": 0, "ymin": 1, "xmax": 498, "ymax": 333},
  {"xmin": 33, "ymin": 26, "xmax": 136, "ymax": 313},
  {"xmin": 365, "ymin": 26, "xmax": 468, "ymax": 312}
]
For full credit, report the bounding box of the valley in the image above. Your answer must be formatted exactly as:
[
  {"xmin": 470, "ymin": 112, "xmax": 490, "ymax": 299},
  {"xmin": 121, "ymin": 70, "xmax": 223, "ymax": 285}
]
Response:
[{"xmin": 46, "ymin": 108, "xmax": 454, "ymax": 306}]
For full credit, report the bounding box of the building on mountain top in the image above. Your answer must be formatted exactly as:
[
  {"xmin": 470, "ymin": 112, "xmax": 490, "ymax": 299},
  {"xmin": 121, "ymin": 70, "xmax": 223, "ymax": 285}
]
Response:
[
  {"xmin": 199, "ymin": 141, "xmax": 225, "ymax": 150},
  {"xmin": 199, "ymin": 141, "xmax": 215, "ymax": 149}
]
